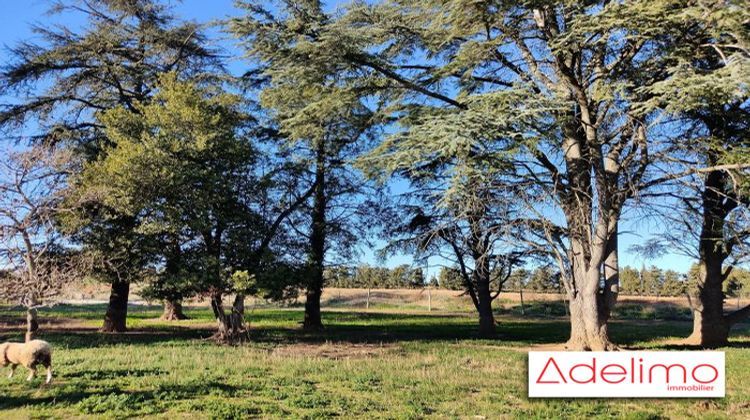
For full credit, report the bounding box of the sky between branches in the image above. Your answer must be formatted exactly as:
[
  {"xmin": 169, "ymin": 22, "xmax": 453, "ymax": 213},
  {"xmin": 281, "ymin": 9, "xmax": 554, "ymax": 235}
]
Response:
[{"xmin": 0, "ymin": 0, "xmax": 695, "ymax": 275}]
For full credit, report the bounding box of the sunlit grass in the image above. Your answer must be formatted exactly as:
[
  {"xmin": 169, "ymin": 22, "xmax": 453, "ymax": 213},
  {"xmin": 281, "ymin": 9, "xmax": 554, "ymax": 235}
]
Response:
[{"xmin": 0, "ymin": 304, "xmax": 748, "ymax": 419}]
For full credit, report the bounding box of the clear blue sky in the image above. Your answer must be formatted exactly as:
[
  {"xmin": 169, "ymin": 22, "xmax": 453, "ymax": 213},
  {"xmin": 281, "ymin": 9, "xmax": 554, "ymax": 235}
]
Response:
[{"xmin": 0, "ymin": 0, "xmax": 695, "ymax": 275}]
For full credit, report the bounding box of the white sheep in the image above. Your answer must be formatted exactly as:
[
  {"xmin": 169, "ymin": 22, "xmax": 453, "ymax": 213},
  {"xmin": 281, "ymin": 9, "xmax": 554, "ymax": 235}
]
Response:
[{"xmin": 0, "ymin": 340, "xmax": 53, "ymax": 384}]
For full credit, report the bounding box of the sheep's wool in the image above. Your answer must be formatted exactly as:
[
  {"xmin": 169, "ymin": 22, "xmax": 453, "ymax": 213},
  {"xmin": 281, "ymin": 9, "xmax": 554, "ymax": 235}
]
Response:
[{"xmin": 1, "ymin": 340, "xmax": 53, "ymax": 384}]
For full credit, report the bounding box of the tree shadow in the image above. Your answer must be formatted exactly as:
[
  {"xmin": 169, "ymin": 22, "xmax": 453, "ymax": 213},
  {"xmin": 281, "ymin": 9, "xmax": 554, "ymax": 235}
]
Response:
[
  {"xmin": 64, "ymin": 367, "xmax": 167, "ymax": 380},
  {"xmin": 1, "ymin": 327, "xmax": 214, "ymax": 349},
  {"xmin": 654, "ymin": 341, "xmax": 750, "ymax": 350},
  {"xmin": 0, "ymin": 380, "xmax": 251, "ymax": 414},
  {"xmin": 2, "ymin": 306, "xmax": 748, "ymax": 350}
]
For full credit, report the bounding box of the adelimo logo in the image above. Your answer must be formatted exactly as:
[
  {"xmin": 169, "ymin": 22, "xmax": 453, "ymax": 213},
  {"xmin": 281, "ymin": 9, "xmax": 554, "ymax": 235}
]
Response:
[{"xmin": 528, "ymin": 351, "xmax": 725, "ymax": 398}]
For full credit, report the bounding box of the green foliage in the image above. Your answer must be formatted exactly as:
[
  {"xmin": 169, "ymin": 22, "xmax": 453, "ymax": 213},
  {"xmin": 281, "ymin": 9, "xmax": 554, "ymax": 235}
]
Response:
[
  {"xmin": 70, "ymin": 73, "xmax": 266, "ymax": 303},
  {"xmin": 0, "ymin": 0, "xmax": 223, "ymax": 304},
  {"xmin": 620, "ymin": 266, "xmax": 643, "ymax": 295},
  {"xmin": 231, "ymin": 271, "xmax": 256, "ymax": 296},
  {"xmin": 324, "ymin": 264, "xmax": 428, "ymax": 289},
  {"xmin": 506, "ymin": 269, "xmax": 531, "ymax": 291},
  {"xmin": 77, "ymin": 392, "xmax": 151, "ymax": 415},
  {"xmin": 0, "ymin": 0, "xmax": 220, "ymax": 148},
  {"xmin": 437, "ymin": 267, "xmax": 464, "ymax": 291},
  {"xmin": 661, "ymin": 270, "xmax": 686, "ymax": 297},
  {"xmin": 636, "ymin": 0, "xmax": 750, "ymax": 115},
  {"xmin": 725, "ymin": 267, "xmax": 750, "ymax": 298},
  {"xmin": 619, "ymin": 266, "xmax": 687, "ymax": 297},
  {"xmin": 527, "ymin": 267, "xmax": 562, "ymax": 293},
  {"xmin": 232, "ymin": 0, "xmax": 382, "ymax": 252},
  {"xmin": 640, "ymin": 266, "xmax": 664, "ymax": 297}
]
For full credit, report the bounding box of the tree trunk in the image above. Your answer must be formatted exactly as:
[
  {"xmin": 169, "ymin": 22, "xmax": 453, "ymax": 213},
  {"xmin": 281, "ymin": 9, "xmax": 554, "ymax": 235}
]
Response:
[
  {"xmin": 303, "ymin": 141, "xmax": 327, "ymax": 331},
  {"xmin": 25, "ymin": 307, "xmax": 38, "ymax": 342},
  {"xmin": 599, "ymin": 228, "xmax": 620, "ymax": 325},
  {"xmin": 564, "ymin": 255, "xmax": 618, "ymax": 351},
  {"xmin": 161, "ymin": 240, "xmax": 188, "ymax": 321},
  {"xmin": 161, "ymin": 299, "xmax": 189, "ymax": 321},
  {"xmin": 685, "ymin": 260, "xmax": 731, "ymax": 347},
  {"xmin": 565, "ymin": 277, "xmax": 616, "ymax": 350},
  {"xmin": 686, "ymin": 300, "xmax": 730, "ymax": 348},
  {"xmin": 477, "ymin": 303, "xmax": 495, "ymax": 337},
  {"xmin": 211, "ymin": 293, "xmax": 248, "ymax": 344},
  {"xmin": 474, "ymin": 267, "xmax": 496, "ymax": 337},
  {"xmin": 684, "ymin": 168, "xmax": 741, "ymax": 347},
  {"xmin": 303, "ymin": 287, "xmax": 323, "ymax": 330},
  {"xmin": 556, "ymin": 128, "xmax": 619, "ymax": 350},
  {"xmin": 101, "ymin": 281, "xmax": 129, "ymax": 332}
]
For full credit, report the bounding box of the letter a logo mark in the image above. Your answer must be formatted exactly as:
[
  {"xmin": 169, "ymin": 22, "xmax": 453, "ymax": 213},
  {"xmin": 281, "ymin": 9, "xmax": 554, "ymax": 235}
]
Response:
[{"xmin": 536, "ymin": 357, "xmax": 568, "ymax": 384}]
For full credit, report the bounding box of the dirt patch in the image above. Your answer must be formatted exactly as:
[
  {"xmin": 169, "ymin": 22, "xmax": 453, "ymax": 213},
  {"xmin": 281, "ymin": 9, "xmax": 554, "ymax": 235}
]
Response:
[
  {"xmin": 0, "ymin": 317, "xmax": 94, "ymax": 332},
  {"xmin": 271, "ymin": 342, "xmax": 398, "ymax": 359}
]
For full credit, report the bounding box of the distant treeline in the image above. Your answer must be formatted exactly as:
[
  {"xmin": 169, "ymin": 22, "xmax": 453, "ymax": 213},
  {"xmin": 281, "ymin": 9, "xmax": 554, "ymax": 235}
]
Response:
[
  {"xmin": 326, "ymin": 265, "xmax": 750, "ymax": 298},
  {"xmin": 324, "ymin": 265, "xmax": 426, "ymax": 289}
]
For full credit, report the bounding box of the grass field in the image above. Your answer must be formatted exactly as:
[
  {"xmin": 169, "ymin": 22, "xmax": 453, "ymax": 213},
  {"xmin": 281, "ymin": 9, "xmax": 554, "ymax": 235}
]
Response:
[{"xmin": 1, "ymin": 295, "xmax": 749, "ymax": 419}]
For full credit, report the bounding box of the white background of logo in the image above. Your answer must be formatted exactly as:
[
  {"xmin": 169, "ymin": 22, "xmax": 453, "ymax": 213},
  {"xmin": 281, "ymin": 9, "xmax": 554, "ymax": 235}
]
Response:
[{"xmin": 528, "ymin": 351, "xmax": 725, "ymax": 398}]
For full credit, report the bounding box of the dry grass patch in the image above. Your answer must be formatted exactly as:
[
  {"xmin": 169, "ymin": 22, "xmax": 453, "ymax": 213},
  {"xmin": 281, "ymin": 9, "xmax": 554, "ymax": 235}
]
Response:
[{"xmin": 271, "ymin": 341, "xmax": 399, "ymax": 359}]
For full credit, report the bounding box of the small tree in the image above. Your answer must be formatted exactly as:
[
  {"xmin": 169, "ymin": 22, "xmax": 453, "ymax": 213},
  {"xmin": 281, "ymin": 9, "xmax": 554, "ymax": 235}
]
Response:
[
  {"xmin": 0, "ymin": 146, "xmax": 82, "ymax": 341},
  {"xmin": 375, "ymin": 170, "xmax": 530, "ymax": 335},
  {"xmin": 75, "ymin": 75, "xmax": 257, "ymax": 341},
  {"xmin": 660, "ymin": 270, "xmax": 685, "ymax": 297},
  {"xmin": 409, "ymin": 267, "xmax": 425, "ymax": 289},
  {"xmin": 437, "ymin": 267, "xmax": 464, "ymax": 291},
  {"xmin": 640, "ymin": 266, "xmax": 664, "ymax": 297},
  {"xmin": 619, "ymin": 266, "xmax": 642, "ymax": 296},
  {"xmin": 527, "ymin": 267, "xmax": 561, "ymax": 293},
  {"xmin": 722, "ymin": 268, "xmax": 750, "ymax": 311},
  {"xmin": 79, "ymin": 75, "xmax": 314, "ymax": 343},
  {"xmin": 0, "ymin": 0, "xmax": 222, "ymax": 333}
]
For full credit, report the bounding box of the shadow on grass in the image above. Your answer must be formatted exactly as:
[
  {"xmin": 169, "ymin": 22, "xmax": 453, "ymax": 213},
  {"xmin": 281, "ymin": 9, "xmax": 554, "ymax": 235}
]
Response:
[
  {"xmin": 503, "ymin": 300, "xmax": 695, "ymax": 321},
  {"xmin": 656, "ymin": 341, "xmax": 750, "ymax": 350},
  {"xmin": 0, "ymin": 380, "xmax": 255, "ymax": 415},
  {"xmin": 246, "ymin": 313, "xmax": 711, "ymax": 349},
  {"xmin": 2, "ymin": 304, "xmax": 748, "ymax": 350},
  {"xmin": 64, "ymin": 367, "xmax": 167, "ymax": 380}
]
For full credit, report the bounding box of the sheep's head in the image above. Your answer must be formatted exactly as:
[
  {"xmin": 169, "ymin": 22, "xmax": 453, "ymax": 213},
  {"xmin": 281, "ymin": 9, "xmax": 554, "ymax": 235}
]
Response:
[{"xmin": 0, "ymin": 343, "xmax": 9, "ymax": 366}]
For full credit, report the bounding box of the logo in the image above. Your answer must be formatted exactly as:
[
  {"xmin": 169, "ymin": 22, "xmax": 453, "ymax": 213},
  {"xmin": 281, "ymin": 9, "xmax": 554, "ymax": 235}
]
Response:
[{"xmin": 528, "ymin": 351, "xmax": 725, "ymax": 398}]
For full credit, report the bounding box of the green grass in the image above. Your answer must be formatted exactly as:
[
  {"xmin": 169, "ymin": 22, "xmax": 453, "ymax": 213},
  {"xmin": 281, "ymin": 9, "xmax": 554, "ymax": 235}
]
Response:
[{"xmin": 0, "ymin": 304, "xmax": 749, "ymax": 419}]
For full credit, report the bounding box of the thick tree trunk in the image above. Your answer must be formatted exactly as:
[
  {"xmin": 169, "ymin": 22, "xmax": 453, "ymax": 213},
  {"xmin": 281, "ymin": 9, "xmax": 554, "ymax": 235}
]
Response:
[
  {"xmin": 565, "ymin": 270, "xmax": 616, "ymax": 351},
  {"xmin": 303, "ymin": 287, "xmax": 323, "ymax": 330},
  {"xmin": 303, "ymin": 142, "xmax": 327, "ymax": 331},
  {"xmin": 211, "ymin": 293, "xmax": 248, "ymax": 344},
  {"xmin": 476, "ymin": 277, "xmax": 496, "ymax": 337},
  {"xmin": 101, "ymin": 281, "xmax": 129, "ymax": 332},
  {"xmin": 556, "ymin": 125, "xmax": 619, "ymax": 350},
  {"xmin": 25, "ymin": 307, "xmax": 38, "ymax": 342},
  {"xmin": 161, "ymin": 299, "xmax": 189, "ymax": 321},
  {"xmin": 686, "ymin": 302, "xmax": 730, "ymax": 348},
  {"xmin": 161, "ymin": 241, "xmax": 188, "ymax": 321},
  {"xmin": 685, "ymin": 261, "xmax": 731, "ymax": 347},
  {"xmin": 684, "ymin": 168, "xmax": 743, "ymax": 347},
  {"xmin": 563, "ymin": 240, "xmax": 618, "ymax": 351}
]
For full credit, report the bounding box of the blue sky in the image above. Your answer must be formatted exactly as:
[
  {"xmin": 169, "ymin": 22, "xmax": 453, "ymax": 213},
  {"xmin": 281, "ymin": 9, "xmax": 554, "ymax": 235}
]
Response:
[{"xmin": 0, "ymin": 0, "xmax": 696, "ymax": 275}]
